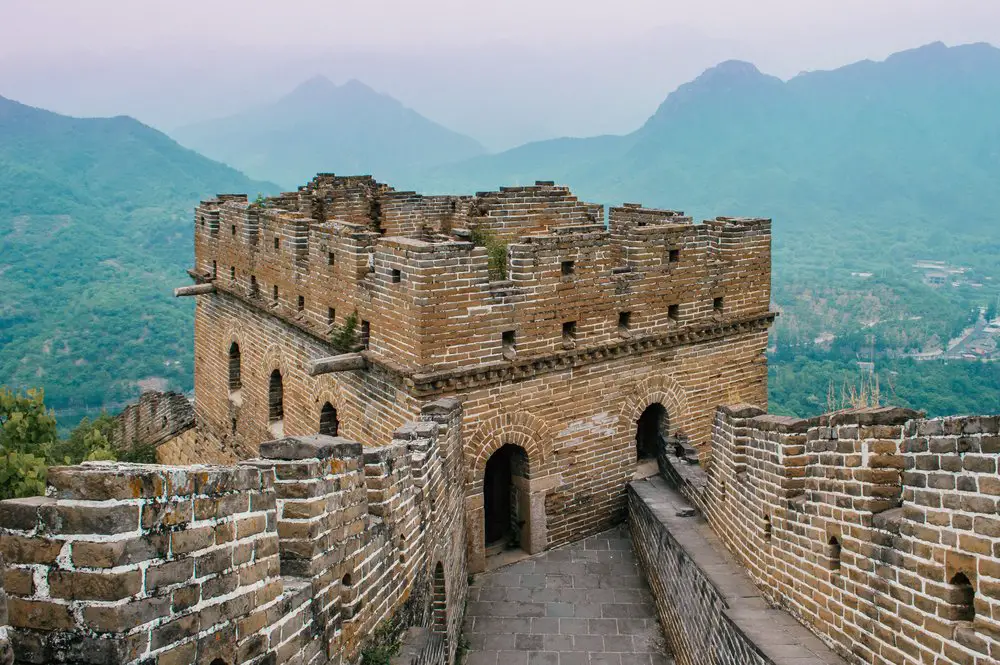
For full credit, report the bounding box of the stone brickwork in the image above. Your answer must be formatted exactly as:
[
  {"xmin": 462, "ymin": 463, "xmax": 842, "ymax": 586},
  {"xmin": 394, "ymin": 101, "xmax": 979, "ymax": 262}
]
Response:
[
  {"xmin": 657, "ymin": 406, "xmax": 1000, "ymax": 665},
  {"xmin": 629, "ymin": 478, "xmax": 845, "ymax": 665},
  {"xmin": 0, "ymin": 399, "xmax": 468, "ymax": 665},
  {"xmin": 111, "ymin": 390, "xmax": 195, "ymax": 450},
  {"xmin": 187, "ymin": 174, "xmax": 773, "ymax": 572}
]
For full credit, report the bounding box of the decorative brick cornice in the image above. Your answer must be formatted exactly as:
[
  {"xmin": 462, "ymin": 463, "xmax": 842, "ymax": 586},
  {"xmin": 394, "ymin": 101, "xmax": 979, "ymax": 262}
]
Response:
[{"xmin": 398, "ymin": 313, "xmax": 776, "ymax": 397}]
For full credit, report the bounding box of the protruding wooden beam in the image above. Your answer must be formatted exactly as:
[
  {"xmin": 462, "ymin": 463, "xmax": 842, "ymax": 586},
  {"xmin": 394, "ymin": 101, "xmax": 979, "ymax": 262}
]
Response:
[
  {"xmin": 174, "ymin": 283, "xmax": 216, "ymax": 297},
  {"xmin": 307, "ymin": 353, "xmax": 368, "ymax": 376}
]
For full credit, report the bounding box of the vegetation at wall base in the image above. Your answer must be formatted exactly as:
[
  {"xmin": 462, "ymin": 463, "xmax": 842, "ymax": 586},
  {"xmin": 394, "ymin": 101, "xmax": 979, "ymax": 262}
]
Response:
[{"xmin": 0, "ymin": 387, "xmax": 156, "ymax": 499}]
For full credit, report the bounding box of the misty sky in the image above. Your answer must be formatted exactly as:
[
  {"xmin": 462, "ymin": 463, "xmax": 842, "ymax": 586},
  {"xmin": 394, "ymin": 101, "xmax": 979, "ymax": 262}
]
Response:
[{"xmin": 2, "ymin": 1, "xmax": 999, "ymax": 149}]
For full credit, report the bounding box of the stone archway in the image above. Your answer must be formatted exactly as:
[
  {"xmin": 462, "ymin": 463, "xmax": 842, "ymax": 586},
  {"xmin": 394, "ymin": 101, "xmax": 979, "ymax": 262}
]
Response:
[
  {"xmin": 465, "ymin": 411, "xmax": 553, "ymax": 573},
  {"xmin": 483, "ymin": 444, "xmax": 530, "ymax": 551}
]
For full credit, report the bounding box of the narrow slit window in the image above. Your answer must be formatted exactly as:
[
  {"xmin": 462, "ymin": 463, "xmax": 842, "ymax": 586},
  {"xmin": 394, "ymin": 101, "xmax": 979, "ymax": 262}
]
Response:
[
  {"xmin": 714, "ymin": 296, "xmax": 725, "ymax": 313},
  {"xmin": 230, "ymin": 266, "xmax": 236, "ymax": 281},
  {"xmin": 618, "ymin": 311, "xmax": 631, "ymax": 331},
  {"xmin": 328, "ymin": 251, "xmax": 335, "ymax": 266},
  {"xmin": 273, "ymin": 285, "xmax": 279, "ymax": 301},
  {"xmin": 228, "ymin": 343, "xmax": 241, "ymax": 391},
  {"xmin": 268, "ymin": 370, "xmax": 284, "ymax": 423},
  {"xmin": 949, "ymin": 572, "xmax": 976, "ymax": 622},
  {"xmin": 327, "ymin": 307, "xmax": 336, "ymax": 325},
  {"xmin": 298, "ymin": 295, "xmax": 305, "ymax": 311},
  {"xmin": 392, "ymin": 268, "xmax": 402, "ymax": 283},
  {"xmin": 231, "ymin": 224, "xmax": 237, "ymax": 236},
  {"xmin": 828, "ymin": 536, "xmax": 842, "ymax": 572},
  {"xmin": 212, "ymin": 261, "xmax": 217, "ymax": 278},
  {"xmin": 274, "ymin": 237, "xmax": 280, "ymax": 250},
  {"xmin": 361, "ymin": 320, "xmax": 371, "ymax": 349}
]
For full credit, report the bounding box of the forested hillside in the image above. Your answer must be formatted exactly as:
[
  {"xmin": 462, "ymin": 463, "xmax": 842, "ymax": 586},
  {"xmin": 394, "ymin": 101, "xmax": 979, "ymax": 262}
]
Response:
[{"xmin": 0, "ymin": 96, "xmax": 276, "ymax": 419}]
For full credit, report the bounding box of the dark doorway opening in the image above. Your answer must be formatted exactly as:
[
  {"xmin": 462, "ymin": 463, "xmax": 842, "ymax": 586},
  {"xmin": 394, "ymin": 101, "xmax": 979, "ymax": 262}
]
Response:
[
  {"xmin": 636, "ymin": 403, "xmax": 668, "ymax": 461},
  {"xmin": 483, "ymin": 444, "xmax": 528, "ymax": 548}
]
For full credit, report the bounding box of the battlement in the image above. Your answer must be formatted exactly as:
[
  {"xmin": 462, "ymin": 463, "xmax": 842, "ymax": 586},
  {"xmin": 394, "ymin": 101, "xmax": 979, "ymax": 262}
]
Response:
[
  {"xmin": 0, "ymin": 399, "xmax": 468, "ymax": 665},
  {"xmin": 189, "ymin": 174, "xmax": 772, "ymax": 377},
  {"xmin": 657, "ymin": 406, "xmax": 1000, "ymax": 664}
]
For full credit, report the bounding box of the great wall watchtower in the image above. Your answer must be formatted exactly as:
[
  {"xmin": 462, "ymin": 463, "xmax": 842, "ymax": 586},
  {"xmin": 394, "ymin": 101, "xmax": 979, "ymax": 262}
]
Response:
[
  {"xmin": 181, "ymin": 174, "xmax": 774, "ymax": 570},
  {"xmin": 3, "ymin": 173, "xmax": 998, "ymax": 665}
]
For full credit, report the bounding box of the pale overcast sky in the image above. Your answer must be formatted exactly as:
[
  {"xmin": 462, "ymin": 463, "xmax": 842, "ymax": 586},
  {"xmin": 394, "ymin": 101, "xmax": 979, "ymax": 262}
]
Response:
[{"xmin": 1, "ymin": 0, "xmax": 998, "ymax": 149}]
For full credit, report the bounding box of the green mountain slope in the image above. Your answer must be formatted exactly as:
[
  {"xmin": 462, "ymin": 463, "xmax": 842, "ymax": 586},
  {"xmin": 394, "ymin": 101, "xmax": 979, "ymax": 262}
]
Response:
[
  {"xmin": 172, "ymin": 76, "xmax": 487, "ymax": 189},
  {"xmin": 413, "ymin": 42, "xmax": 1000, "ymax": 416},
  {"xmin": 0, "ymin": 96, "xmax": 277, "ymax": 418}
]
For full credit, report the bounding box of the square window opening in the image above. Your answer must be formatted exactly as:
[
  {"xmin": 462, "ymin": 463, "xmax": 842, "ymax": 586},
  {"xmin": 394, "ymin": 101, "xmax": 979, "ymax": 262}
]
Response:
[
  {"xmin": 562, "ymin": 321, "xmax": 577, "ymax": 341},
  {"xmin": 618, "ymin": 311, "xmax": 632, "ymax": 330},
  {"xmin": 668, "ymin": 304, "xmax": 680, "ymax": 322},
  {"xmin": 502, "ymin": 330, "xmax": 516, "ymax": 351},
  {"xmin": 714, "ymin": 296, "xmax": 724, "ymax": 313},
  {"xmin": 561, "ymin": 260, "xmax": 575, "ymax": 276},
  {"xmin": 668, "ymin": 249, "xmax": 680, "ymax": 263},
  {"xmin": 392, "ymin": 269, "xmax": 402, "ymax": 283}
]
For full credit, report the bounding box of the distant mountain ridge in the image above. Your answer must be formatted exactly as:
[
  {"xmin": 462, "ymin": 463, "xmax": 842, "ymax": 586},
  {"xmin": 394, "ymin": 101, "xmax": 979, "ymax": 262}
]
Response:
[
  {"xmin": 172, "ymin": 76, "xmax": 487, "ymax": 189},
  {"xmin": 415, "ymin": 41, "xmax": 1000, "ymax": 234},
  {"xmin": 0, "ymin": 95, "xmax": 276, "ymax": 414}
]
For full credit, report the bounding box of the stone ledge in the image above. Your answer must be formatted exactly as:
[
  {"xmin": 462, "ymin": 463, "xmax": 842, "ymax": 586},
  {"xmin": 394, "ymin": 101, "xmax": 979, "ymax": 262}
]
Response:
[{"xmin": 629, "ymin": 477, "xmax": 847, "ymax": 665}]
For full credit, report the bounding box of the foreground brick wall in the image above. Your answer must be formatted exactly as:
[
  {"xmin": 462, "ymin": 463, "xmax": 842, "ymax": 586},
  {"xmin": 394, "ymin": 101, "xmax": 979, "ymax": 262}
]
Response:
[
  {"xmin": 662, "ymin": 406, "xmax": 1000, "ymax": 665},
  {"xmin": 0, "ymin": 400, "xmax": 468, "ymax": 665}
]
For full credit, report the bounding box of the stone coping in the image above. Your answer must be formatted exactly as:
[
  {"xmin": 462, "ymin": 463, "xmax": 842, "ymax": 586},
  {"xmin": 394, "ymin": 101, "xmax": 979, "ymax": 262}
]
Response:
[{"xmin": 629, "ymin": 477, "xmax": 847, "ymax": 665}]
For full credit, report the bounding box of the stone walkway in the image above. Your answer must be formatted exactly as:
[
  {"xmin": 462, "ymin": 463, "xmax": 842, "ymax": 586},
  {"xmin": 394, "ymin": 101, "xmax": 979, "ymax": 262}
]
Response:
[{"xmin": 461, "ymin": 527, "xmax": 673, "ymax": 665}]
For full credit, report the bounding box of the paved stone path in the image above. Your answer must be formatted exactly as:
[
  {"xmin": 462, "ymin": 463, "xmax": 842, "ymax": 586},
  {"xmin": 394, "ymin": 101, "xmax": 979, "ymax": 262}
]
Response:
[{"xmin": 462, "ymin": 527, "xmax": 673, "ymax": 665}]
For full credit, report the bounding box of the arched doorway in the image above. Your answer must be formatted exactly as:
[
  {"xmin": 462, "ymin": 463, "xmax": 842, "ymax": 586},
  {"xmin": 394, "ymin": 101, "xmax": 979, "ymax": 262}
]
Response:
[
  {"xmin": 483, "ymin": 444, "xmax": 529, "ymax": 551},
  {"xmin": 635, "ymin": 403, "xmax": 668, "ymax": 461}
]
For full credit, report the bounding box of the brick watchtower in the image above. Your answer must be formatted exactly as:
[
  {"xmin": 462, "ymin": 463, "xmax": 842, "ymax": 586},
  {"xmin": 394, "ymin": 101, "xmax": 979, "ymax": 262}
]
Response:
[{"xmin": 179, "ymin": 174, "xmax": 774, "ymax": 571}]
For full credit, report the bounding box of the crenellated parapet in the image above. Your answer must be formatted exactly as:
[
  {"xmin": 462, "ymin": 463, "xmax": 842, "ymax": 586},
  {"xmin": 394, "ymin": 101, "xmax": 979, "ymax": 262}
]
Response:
[
  {"xmin": 660, "ymin": 405, "xmax": 1000, "ymax": 665},
  {"xmin": 0, "ymin": 400, "xmax": 468, "ymax": 665},
  {"xmin": 187, "ymin": 175, "xmax": 773, "ymax": 380}
]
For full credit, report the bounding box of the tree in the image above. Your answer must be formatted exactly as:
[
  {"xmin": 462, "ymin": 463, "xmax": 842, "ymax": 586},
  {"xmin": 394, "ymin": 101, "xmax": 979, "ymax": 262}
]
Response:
[{"xmin": 0, "ymin": 388, "xmax": 56, "ymax": 499}]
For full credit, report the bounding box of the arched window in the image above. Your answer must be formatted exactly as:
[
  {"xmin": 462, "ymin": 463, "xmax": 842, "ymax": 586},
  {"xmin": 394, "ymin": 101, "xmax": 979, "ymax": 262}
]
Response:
[
  {"xmin": 432, "ymin": 561, "xmax": 447, "ymax": 635},
  {"xmin": 228, "ymin": 343, "xmax": 242, "ymax": 391},
  {"xmin": 949, "ymin": 572, "xmax": 975, "ymax": 622},
  {"xmin": 319, "ymin": 403, "xmax": 339, "ymax": 436},
  {"xmin": 268, "ymin": 370, "xmax": 283, "ymax": 423}
]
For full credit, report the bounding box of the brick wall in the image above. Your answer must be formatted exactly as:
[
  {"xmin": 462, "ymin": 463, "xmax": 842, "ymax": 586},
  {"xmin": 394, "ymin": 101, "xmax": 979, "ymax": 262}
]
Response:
[
  {"xmin": 0, "ymin": 462, "xmax": 280, "ymax": 664},
  {"xmin": 661, "ymin": 406, "xmax": 1000, "ymax": 665},
  {"xmin": 628, "ymin": 479, "xmax": 842, "ymax": 665},
  {"xmin": 111, "ymin": 390, "xmax": 195, "ymax": 451},
  {"xmin": 0, "ymin": 399, "xmax": 469, "ymax": 665},
  {"xmin": 185, "ymin": 174, "xmax": 774, "ymax": 574}
]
